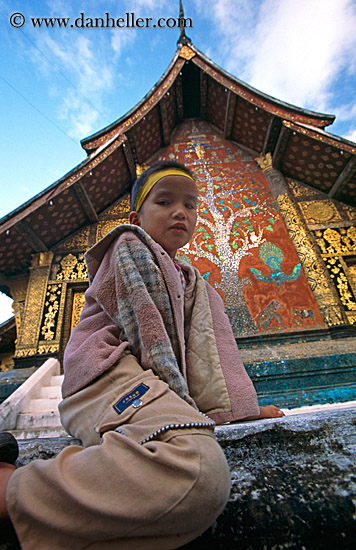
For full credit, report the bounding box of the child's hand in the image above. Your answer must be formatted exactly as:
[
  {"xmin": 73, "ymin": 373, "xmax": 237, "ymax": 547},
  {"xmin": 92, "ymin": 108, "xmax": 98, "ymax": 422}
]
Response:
[{"xmin": 258, "ymin": 405, "xmax": 285, "ymax": 418}]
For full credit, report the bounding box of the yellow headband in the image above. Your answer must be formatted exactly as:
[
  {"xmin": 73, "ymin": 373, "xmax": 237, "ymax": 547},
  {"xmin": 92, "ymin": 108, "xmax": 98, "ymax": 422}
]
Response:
[{"xmin": 134, "ymin": 168, "xmax": 194, "ymax": 212}]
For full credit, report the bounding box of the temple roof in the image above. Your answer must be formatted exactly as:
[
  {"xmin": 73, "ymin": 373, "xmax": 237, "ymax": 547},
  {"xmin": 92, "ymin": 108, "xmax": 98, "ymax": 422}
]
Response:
[{"xmin": 1, "ymin": 38, "xmax": 356, "ymax": 284}]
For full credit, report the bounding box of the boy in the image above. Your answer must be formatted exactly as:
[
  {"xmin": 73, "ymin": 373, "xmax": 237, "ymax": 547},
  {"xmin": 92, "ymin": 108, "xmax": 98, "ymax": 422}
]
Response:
[{"xmin": 0, "ymin": 161, "xmax": 283, "ymax": 549}]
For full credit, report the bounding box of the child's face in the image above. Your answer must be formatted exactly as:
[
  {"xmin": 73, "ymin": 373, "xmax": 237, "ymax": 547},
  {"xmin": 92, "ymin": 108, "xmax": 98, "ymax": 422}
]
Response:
[{"xmin": 129, "ymin": 175, "xmax": 198, "ymax": 258}]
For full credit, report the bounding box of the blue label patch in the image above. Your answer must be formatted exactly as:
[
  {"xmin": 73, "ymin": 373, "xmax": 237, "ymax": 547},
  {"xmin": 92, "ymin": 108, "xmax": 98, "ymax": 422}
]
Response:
[{"xmin": 113, "ymin": 383, "xmax": 149, "ymax": 414}]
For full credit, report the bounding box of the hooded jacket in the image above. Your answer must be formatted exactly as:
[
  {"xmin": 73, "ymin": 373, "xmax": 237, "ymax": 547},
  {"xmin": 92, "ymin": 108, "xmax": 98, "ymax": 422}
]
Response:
[{"xmin": 62, "ymin": 225, "xmax": 259, "ymax": 424}]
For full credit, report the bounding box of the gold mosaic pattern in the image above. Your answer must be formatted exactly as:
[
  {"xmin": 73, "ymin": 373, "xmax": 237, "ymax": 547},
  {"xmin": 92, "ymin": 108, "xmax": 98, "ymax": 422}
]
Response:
[
  {"xmin": 299, "ymin": 200, "xmax": 342, "ymax": 225},
  {"xmin": 15, "ymin": 252, "xmax": 53, "ymax": 356},
  {"xmin": 344, "ymin": 204, "xmax": 356, "ymax": 221},
  {"xmin": 40, "ymin": 284, "xmax": 62, "ymax": 341},
  {"xmin": 71, "ymin": 292, "xmax": 86, "ymax": 331},
  {"xmin": 55, "ymin": 253, "xmax": 87, "ymax": 281},
  {"xmin": 287, "ymin": 179, "xmax": 319, "ymax": 197},
  {"xmin": 315, "ymin": 227, "xmax": 356, "ymax": 318},
  {"xmin": 105, "ymin": 194, "xmax": 130, "ymax": 215},
  {"xmin": 54, "ymin": 226, "xmax": 90, "ymax": 251},
  {"xmin": 277, "ymin": 194, "xmax": 346, "ymax": 325},
  {"xmin": 96, "ymin": 219, "xmax": 127, "ymax": 241}
]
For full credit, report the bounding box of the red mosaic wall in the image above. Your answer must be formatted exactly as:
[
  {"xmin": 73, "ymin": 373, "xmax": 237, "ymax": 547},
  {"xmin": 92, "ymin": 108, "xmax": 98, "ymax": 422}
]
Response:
[{"xmin": 152, "ymin": 120, "xmax": 324, "ymax": 336}]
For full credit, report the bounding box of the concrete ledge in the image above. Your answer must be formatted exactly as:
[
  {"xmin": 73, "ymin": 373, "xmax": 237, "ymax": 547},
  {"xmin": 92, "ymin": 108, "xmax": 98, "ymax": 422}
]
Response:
[{"xmin": 1, "ymin": 406, "xmax": 355, "ymax": 549}]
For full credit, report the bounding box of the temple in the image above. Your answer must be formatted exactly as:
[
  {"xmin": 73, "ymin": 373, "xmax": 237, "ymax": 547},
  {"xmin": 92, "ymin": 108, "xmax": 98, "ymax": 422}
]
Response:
[{"xmin": 1, "ymin": 19, "xmax": 356, "ymax": 409}]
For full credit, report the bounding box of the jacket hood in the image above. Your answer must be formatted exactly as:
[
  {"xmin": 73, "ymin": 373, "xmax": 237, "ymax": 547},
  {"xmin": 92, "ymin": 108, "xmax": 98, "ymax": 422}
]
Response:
[{"xmin": 84, "ymin": 224, "xmax": 156, "ymax": 283}]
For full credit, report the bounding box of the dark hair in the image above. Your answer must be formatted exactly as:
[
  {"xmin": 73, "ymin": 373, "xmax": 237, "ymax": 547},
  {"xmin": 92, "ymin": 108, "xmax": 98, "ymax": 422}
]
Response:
[{"xmin": 130, "ymin": 160, "xmax": 195, "ymax": 211}]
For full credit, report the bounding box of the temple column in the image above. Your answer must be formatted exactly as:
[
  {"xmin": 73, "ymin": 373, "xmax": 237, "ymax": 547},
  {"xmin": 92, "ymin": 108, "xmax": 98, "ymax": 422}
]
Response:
[
  {"xmin": 256, "ymin": 153, "xmax": 348, "ymax": 326},
  {"xmin": 14, "ymin": 251, "xmax": 53, "ymax": 364},
  {"xmin": 8, "ymin": 273, "xmax": 29, "ymax": 338}
]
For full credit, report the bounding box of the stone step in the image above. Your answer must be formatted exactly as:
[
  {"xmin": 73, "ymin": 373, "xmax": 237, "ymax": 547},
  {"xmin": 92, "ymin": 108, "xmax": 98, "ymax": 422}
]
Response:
[
  {"xmin": 39, "ymin": 384, "xmax": 62, "ymax": 399},
  {"xmin": 11, "ymin": 425, "xmax": 69, "ymax": 439},
  {"xmin": 16, "ymin": 411, "xmax": 62, "ymax": 429},
  {"xmin": 23, "ymin": 398, "xmax": 60, "ymax": 413},
  {"xmin": 51, "ymin": 375, "xmax": 64, "ymax": 386}
]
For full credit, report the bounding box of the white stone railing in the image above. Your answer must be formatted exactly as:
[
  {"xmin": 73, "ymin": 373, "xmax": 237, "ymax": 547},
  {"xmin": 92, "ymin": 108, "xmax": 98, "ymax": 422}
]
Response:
[{"xmin": 0, "ymin": 358, "xmax": 60, "ymax": 431}]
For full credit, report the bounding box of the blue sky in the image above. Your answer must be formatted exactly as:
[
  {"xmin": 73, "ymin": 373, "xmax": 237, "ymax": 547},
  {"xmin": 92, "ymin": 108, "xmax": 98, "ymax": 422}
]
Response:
[{"xmin": 1, "ymin": 0, "xmax": 356, "ymax": 322}]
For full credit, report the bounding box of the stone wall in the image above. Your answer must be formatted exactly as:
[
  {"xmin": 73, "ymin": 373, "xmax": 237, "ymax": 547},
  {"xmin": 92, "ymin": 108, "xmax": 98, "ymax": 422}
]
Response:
[{"xmin": 1, "ymin": 407, "xmax": 355, "ymax": 549}]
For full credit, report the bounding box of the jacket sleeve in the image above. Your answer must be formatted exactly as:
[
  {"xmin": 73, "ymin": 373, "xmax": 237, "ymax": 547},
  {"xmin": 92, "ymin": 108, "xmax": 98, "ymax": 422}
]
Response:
[{"xmin": 205, "ymin": 283, "xmax": 260, "ymax": 423}]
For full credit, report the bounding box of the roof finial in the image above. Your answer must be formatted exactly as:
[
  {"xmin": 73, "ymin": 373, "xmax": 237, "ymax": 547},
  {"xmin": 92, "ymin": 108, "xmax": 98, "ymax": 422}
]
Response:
[{"xmin": 177, "ymin": 0, "xmax": 191, "ymax": 45}]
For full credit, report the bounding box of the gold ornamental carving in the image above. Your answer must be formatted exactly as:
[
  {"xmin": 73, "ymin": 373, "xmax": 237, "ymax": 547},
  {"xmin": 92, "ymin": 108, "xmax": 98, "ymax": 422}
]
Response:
[
  {"xmin": 135, "ymin": 164, "xmax": 149, "ymax": 178},
  {"xmin": 315, "ymin": 226, "xmax": 356, "ymax": 319},
  {"xmin": 96, "ymin": 220, "xmax": 127, "ymax": 242},
  {"xmin": 277, "ymin": 193, "xmax": 347, "ymax": 325},
  {"xmin": 31, "ymin": 251, "xmax": 53, "ymax": 267},
  {"xmin": 8, "ymin": 274, "xmax": 29, "ymax": 302},
  {"xmin": 256, "ymin": 152, "xmax": 273, "ymax": 172},
  {"xmin": 104, "ymin": 194, "xmax": 131, "ymax": 216},
  {"xmin": 15, "ymin": 253, "xmax": 53, "ymax": 355},
  {"xmin": 56, "ymin": 226, "xmax": 90, "ymax": 251},
  {"xmin": 344, "ymin": 204, "xmax": 356, "ymax": 221},
  {"xmin": 337, "ymin": 272, "xmax": 356, "ymax": 310},
  {"xmin": 37, "ymin": 344, "xmax": 59, "ymax": 355},
  {"xmin": 8, "ymin": 274, "xmax": 29, "ymax": 335},
  {"xmin": 40, "ymin": 284, "xmax": 62, "ymax": 341},
  {"xmin": 299, "ymin": 200, "xmax": 342, "ymax": 225},
  {"xmin": 346, "ymin": 312, "xmax": 356, "ymax": 324},
  {"xmin": 287, "ymin": 179, "xmax": 318, "ymax": 198},
  {"xmin": 14, "ymin": 348, "xmax": 37, "ymax": 358},
  {"xmin": 56, "ymin": 253, "xmax": 87, "ymax": 281},
  {"xmin": 179, "ymin": 45, "xmax": 195, "ymax": 60},
  {"xmin": 315, "ymin": 227, "xmax": 356, "ymax": 256},
  {"xmin": 71, "ymin": 292, "xmax": 86, "ymax": 331}
]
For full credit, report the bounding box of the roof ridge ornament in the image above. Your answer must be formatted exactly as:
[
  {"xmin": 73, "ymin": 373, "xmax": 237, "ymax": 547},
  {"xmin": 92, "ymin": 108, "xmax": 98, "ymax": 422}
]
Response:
[
  {"xmin": 177, "ymin": 0, "xmax": 192, "ymax": 45},
  {"xmin": 256, "ymin": 152, "xmax": 273, "ymax": 172}
]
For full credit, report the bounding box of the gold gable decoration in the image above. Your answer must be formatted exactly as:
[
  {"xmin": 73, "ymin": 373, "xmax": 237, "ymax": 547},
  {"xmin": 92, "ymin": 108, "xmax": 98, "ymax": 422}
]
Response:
[{"xmin": 179, "ymin": 45, "xmax": 195, "ymax": 60}]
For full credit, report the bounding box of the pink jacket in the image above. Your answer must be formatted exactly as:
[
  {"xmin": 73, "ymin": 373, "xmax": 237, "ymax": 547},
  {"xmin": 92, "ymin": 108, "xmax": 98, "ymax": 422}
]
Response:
[{"xmin": 63, "ymin": 226, "xmax": 259, "ymax": 424}]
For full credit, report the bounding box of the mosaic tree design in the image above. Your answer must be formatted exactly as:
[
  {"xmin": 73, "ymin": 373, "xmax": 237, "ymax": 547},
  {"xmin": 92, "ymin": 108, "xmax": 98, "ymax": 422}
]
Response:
[
  {"xmin": 159, "ymin": 120, "xmax": 323, "ymax": 336},
  {"xmin": 178, "ymin": 140, "xmax": 279, "ymax": 334}
]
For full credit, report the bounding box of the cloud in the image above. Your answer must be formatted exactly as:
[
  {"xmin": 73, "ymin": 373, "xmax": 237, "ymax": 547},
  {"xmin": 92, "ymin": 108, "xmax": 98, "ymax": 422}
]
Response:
[
  {"xmin": 0, "ymin": 292, "xmax": 13, "ymax": 324},
  {"xmin": 111, "ymin": 28, "xmax": 138, "ymax": 57},
  {"xmin": 59, "ymin": 92, "xmax": 101, "ymax": 139},
  {"xmin": 344, "ymin": 129, "xmax": 356, "ymax": 143},
  {"xmin": 194, "ymin": 0, "xmax": 356, "ymax": 107},
  {"xmin": 27, "ymin": 31, "xmax": 116, "ymax": 139},
  {"xmin": 245, "ymin": 0, "xmax": 356, "ymax": 110}
]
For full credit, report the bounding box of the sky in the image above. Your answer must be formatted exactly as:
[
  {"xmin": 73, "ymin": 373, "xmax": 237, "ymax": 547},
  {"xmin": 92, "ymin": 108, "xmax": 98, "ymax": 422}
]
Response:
[{"xmin": 1, "ymin": 0, "xmax": 356, "ymax": 322}]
